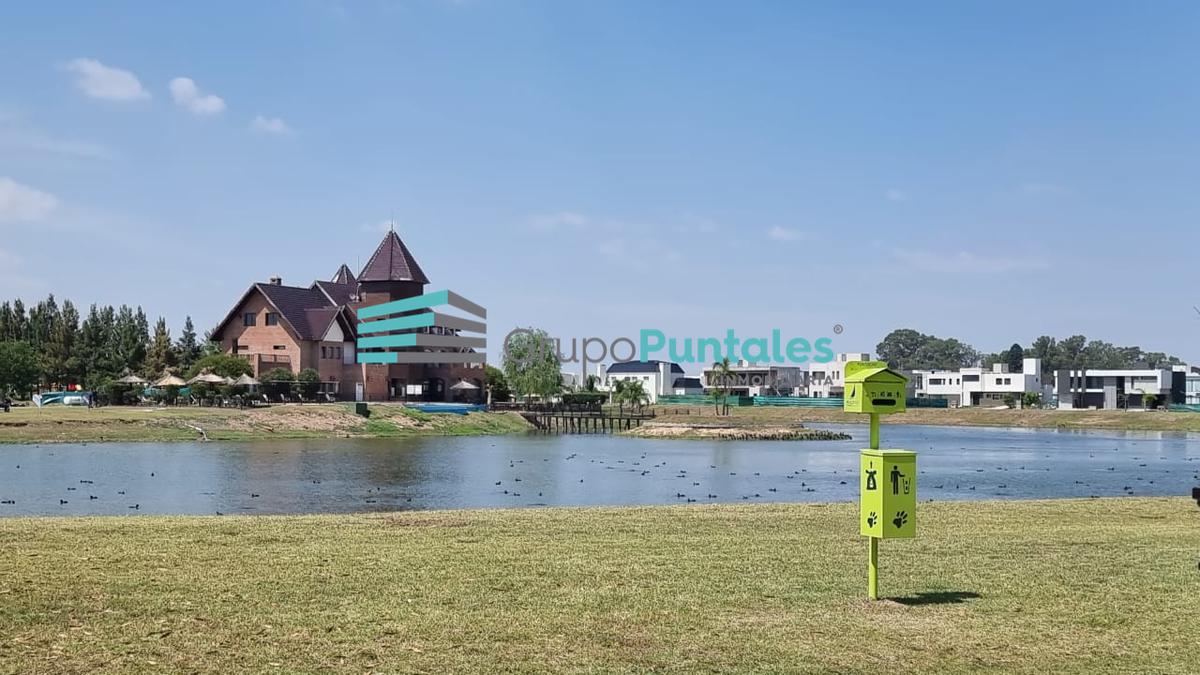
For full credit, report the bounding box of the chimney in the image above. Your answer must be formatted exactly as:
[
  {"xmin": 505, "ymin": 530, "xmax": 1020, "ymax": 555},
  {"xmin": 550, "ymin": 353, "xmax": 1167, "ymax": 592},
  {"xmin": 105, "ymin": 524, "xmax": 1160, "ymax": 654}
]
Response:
[{"xmin": 268, "ymin": 276, "xmax": 282, "ymax": 285}]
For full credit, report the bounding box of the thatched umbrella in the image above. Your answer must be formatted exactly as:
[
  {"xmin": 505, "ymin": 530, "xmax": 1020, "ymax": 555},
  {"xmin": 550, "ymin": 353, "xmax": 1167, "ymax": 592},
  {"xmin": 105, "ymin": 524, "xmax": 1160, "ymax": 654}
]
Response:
[
  {"xmin": 233, "ymin": 374, "xmax": 261, "ymax": 387},
  {"xmin": 188, "ymin": 372, "xmax": 227, "ymax": 385},
  {"xmin": 154, "ymin": 374, "xmax": 187, "ymax": 387},
  {"xmin": 450, "ymin": 380, "xmax": 479, "ymax": 391},
  {"xmin": 115, "ymin": 374, "xmax": 148, "ymax": 385}
]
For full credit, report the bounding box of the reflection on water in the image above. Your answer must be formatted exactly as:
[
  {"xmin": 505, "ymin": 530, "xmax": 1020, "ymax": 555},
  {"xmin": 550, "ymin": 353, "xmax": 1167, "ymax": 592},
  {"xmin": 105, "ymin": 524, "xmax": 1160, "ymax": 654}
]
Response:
[{"xmin": 1, "ymin": 424, "xmax": 1198, "ymax": 516}]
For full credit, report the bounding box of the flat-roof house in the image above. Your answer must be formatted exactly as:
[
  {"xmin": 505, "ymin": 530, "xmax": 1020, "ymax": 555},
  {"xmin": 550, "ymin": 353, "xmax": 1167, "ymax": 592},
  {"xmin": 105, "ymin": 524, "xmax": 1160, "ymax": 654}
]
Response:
[
  {"xmin": 701, "ymin": 361, "xmax": 806, "ymax": 397},
  {"xmin": 913, "ymin": 358, "xmax": 1048, "ymax": 407},
  {"xmin": 212, "ymin": 231, "xmax": 483, "ymax": 402},
  {"xmin": 1054, "ymin": 368, "xmax": 1174, "ymax": 410}
]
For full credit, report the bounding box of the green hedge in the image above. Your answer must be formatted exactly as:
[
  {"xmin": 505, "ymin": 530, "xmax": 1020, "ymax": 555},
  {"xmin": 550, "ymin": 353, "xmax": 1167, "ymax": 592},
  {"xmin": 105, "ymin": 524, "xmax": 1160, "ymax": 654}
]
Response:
[{"xmin": 562, "ymin": 392, "xmax": 608, "ymax": 405}]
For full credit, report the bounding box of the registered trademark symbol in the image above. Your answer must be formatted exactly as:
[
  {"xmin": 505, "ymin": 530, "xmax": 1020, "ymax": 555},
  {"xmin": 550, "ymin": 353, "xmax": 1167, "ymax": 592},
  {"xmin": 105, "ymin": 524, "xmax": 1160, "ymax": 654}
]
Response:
[{"xmin": 833, "ymin": 324, "xmax": 844, "ymax": 334}]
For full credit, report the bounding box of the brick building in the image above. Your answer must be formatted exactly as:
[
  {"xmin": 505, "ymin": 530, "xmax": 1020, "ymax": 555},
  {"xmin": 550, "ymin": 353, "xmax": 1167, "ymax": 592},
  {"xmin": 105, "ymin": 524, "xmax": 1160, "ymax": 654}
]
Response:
[{"xmin": 212, "ymin": 232, "xmax": 484, "ymax": 401}]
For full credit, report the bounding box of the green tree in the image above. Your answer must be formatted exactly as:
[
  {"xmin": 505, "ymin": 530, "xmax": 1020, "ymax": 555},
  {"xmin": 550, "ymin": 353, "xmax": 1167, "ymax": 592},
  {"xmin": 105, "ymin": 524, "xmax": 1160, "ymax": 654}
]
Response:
[
  {"xmin": 260, "ymin": 368, "xmax": 295, "ymax": 400},
  {"xmin": 502, "ymin": 328, "xmax": 561, "ymax": 402},
  {"xmin": 1142, "ymin": 391, "xmax": 1158, "ymax": 410},
  {"xmin": 1002, "ymin": 393, "xmax": 1016, "ymax": 409},
  {"xmin": 708, "ymin": 384, "xmax": 723, "ymax": 415},
  {"xmin": 1029, "ymin": 335, "xmax": 1060, "ymax": 372},
  {"xmin": 1005, "ymin": 343, "xmax": 1024, "ymax": 373},
  {"xmin": 711, "ymin": 357, "xmax": 734, "ymax": 415},
  {"xmin": 0, "ymin": 341, "xmax": 40, "ymax": 398},
  {"xmin": 875, "ymin": 329, "xmax": 930, "ymax": 371},
  {"xmin": 1058, "ymin": 335, "xmax": 1087, "ymax": 369},
  {"xmin": 1021, "ymin": 391, "xmax": 1042, "ymax": 409},
  {"xmin": 911, "ymin": 338, "xmax": 978, "ymax": 370},
  {"xmin": 484, "ymin": 364, "xmax": 511, "ymax": 403},
  {"xmin": 295, "ymin": 368, "xmax": 321, "ymax": 400},
  {"xmin": 113, "ymin": 306, "xmax": 148, "ymax": 375},
  {"xmin": 43, "ymin": 299, "xmax": 81, "ymax": 386},
  {"xmin": 144, "ymin": 317, "xmax": 178, "ymax": 378},
  {"xmin": 9, "ymin": 299, "xmax": 27, "ymax": 342},
  {"xmin": 613, "ymin": 379, "xmax": 648, "ymax": 408},
  {"xmin": 186, "ymin": 353, "xmax": 252, "ymax": 379},
  {"xmin": 177, "ymin": 316, "xmax": 202, "ymax": 372}
]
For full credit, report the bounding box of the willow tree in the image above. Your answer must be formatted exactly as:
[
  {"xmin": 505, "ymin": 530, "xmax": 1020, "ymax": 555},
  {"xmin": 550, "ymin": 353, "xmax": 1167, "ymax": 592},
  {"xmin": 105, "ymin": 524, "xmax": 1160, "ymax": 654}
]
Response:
[{"xmin": 502, "ymin": 328, "xmax": 561, "ymax": 403}]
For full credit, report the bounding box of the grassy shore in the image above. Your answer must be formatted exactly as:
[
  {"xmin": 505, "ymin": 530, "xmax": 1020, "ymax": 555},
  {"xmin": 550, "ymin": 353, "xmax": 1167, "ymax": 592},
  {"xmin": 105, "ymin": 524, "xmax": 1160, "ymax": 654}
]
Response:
[
  {"xmin": 0, "ymin": 404, "xmax": 531, "ymax": 444},
  {"xmin": 655, "ymin": 404, "xmax": 1200, "ymax": 433},
  {"xmin": 1, "ymin": 498, "xmax": 1195, "ymax": 673},
  {"xmin": 3, "ymin": 403, "xmax": 1200, "ymax": 445}
]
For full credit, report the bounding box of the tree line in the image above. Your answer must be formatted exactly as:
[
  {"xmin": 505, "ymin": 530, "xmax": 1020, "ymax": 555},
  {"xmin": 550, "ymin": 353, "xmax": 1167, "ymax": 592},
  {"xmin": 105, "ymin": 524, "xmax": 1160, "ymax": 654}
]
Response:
[
  {"xmin": 0, "ymin": 294, "xmax": 208, "ymax": 396},
  {"xmin": 876, "ymin": 328, "xmax": 1185, "ymax": 373}
]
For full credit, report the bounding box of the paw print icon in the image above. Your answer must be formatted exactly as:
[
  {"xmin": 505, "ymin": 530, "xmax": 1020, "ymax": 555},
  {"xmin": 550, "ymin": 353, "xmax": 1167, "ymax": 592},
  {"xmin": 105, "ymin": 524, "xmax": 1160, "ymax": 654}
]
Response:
[
  {"xmin": 866, "ymin": 511, "xmax": 878, "ymax": 528},
  {"xmin": 892, "ymin": 510, "xmax": 908, "ymax": 529}
]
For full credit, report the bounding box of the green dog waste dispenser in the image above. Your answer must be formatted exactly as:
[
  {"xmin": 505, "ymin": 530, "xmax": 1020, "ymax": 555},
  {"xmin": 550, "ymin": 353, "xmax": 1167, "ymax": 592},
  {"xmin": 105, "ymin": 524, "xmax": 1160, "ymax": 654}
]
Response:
[
  {"xmin": 843, "ymin": 361, "xmax": 907, "ymax": 414},
  {"xmin": 843, "ymin": 361, "xmax": 914, "ymax": 600}
]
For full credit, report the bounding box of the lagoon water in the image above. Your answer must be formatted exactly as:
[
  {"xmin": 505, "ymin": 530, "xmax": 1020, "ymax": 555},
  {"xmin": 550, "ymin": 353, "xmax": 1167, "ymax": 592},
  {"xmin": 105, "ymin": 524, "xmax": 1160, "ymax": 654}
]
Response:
[{"xmin": 1, "ymin": 424, "xmax": 1198, "ymax": 516}]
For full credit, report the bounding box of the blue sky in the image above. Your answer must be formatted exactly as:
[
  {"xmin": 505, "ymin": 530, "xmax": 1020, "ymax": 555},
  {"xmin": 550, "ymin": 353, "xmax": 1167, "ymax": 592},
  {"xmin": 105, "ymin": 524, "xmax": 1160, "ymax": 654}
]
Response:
[{"xmin": 1, "ymin": 1, "xmax": 1198, "ymax": 370}]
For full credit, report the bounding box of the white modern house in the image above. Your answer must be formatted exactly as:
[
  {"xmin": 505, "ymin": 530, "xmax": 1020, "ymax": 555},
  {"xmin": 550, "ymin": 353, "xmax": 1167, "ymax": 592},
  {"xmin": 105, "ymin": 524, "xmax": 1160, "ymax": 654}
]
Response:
[
  {"xmin": 912, "ymin": 358, "xmax": 1049, "ymax": 407},
  {"xmin": 1187, "ymin": 371, "xmax": 1200, "ymax": 405},
  {"xmin": 1054, "ymin": 368, "xmax": 1175, "ymax": 410},
  {"xmin": 599, "ymin": 360, "xmax": 686, "ymax": 403},
  {"xmin": 807, "ymin": 352, "xmax": 871, "ymax": 398}
]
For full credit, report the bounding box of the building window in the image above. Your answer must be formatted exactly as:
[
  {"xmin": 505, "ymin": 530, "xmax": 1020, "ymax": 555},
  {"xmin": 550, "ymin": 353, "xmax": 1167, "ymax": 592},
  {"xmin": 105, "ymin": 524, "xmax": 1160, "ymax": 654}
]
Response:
[
  {"xmin": 963, "ymin": 374, "xmax": 980, "ymax": 382},
  {"xmin": 273, "ymin": 345, "xmax": 287, "ymax": 351},
  {"xmin": 321, "ymin": 346, "xmax": 328, "ymax": 359},
  {"xmin": 266, "ymin": 313, "xmax": 279, "ymax": 326},
  {"xmin": 243, "ymin": 312, "xmax": 256, "ymax": 327}
]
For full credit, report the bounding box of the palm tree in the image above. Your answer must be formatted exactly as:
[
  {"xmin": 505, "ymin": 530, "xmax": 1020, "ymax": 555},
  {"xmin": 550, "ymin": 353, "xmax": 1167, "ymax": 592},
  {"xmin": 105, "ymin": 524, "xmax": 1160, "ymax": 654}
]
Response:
[
  {"xmin": 711, "ymin": 357, "xmax": 734, "ymax": 415},
  {"xmin": 708, "ymin": 385, "xmax": 723, "ymax": 416},
  {"xmin": 613, "ymin": 379, "xmax": 648, "ymax": 411}
]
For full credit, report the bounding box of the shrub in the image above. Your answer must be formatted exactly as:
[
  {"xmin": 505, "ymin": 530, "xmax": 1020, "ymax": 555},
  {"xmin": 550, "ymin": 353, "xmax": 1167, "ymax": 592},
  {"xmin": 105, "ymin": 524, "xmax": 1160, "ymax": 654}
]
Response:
[
  {"xmin": 295, "ymin": 368, "xmax": 321, "ymax": 400},
  {"xmin": 261, "ymin": 368, "xmax": 295, "ymax": 400},
  {"xmin": 562, "ymin": 392, "xmax": 607, "ymax": 405}
]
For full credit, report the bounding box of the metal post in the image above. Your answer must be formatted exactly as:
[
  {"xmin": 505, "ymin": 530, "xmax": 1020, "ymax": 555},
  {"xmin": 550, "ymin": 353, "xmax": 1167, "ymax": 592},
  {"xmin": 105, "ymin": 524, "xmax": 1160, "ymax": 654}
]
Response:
[
  {"xmin": 868, "ymin": 536, "xmax": 879, "ymax": 600},
  {"xmin": 869, "ymin": 411, "xmax": 880, "ymax": 600}
]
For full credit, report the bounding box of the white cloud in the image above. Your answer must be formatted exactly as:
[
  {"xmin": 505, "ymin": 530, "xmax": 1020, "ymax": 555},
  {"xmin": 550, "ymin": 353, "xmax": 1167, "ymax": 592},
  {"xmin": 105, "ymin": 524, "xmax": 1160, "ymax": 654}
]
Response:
[
  {"xmin": 528, "ymin": 211, "xmax": 591, "ymax": 230},
  {"xmin": 885, "ymin": 188, "xmax": 908, "ymax": 202},
  {"xmin": 0, "ymin": 113, "xmax": 113, "ymax": 160},
  {"xmin": 0, "ymin": 177, "xmax": 59, "ymax": 222},
  {"xmin": 250, "ymin": 115, "xmax": 294, "ymax": 135},
  {"xmin": 169, "ymin": 77, "xmax": 226, "ymax": 116},
  {"xmin": 63, "ymin": 58, "xmax": 151, "ymax": 101},
  {"xmin": 892, "ymin": 248, "xmax": 1048, "ymax": 274},
  {"xmin": 766, "ymin": 226, "xmax": 802, "ymax": 242}
]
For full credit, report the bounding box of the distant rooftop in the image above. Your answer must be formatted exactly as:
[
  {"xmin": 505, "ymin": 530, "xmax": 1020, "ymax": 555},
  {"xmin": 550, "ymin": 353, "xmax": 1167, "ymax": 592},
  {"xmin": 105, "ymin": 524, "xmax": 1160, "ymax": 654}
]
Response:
[{"xmin": 608, "ymin": 360, "xmax": 685, "ymax": 374}]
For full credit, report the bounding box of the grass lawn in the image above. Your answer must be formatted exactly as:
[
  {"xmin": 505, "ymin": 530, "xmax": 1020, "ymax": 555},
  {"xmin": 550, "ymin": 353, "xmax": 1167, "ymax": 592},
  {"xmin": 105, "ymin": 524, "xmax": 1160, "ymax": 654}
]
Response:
[
  {"xmin": 1, "ymin": 498, "xmax": 1197, "ymax": 673},
  {"xmin": 0, "ymin": 404, "xmax": 531, "ymax": 443}
]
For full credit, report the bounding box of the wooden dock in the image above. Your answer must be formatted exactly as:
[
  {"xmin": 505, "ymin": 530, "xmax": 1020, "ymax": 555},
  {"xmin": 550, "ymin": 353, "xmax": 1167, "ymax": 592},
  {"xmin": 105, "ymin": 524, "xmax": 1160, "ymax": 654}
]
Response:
[{"xmin": 495, "ymin": 403, "xmax": 656, "ymax": 434}]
